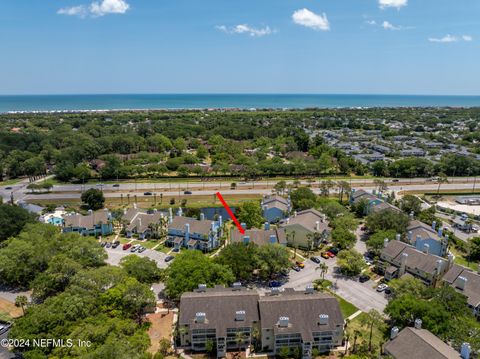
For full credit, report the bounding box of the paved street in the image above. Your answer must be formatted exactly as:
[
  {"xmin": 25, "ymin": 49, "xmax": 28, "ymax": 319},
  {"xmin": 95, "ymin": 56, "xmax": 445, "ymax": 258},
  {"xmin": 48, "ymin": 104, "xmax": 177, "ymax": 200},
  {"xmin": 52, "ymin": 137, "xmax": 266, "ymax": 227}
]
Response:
[{"xmin": 104, "ymin": 245, "xmax": 170, "ymax": 268}]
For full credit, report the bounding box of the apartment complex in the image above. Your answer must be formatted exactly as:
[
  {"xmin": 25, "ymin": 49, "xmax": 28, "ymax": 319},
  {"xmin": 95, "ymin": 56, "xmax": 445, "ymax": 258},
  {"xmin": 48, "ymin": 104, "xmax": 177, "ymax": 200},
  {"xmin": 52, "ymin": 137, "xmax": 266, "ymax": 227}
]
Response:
[
  {"xmin": 230, "ymin": 223, "xmax": 287, "ymax": 246},
  {"xmin": 63, "ymin": 209, "xmax": 113, "ymax": 236},
  {"xmin": 178, "ymin": 285, "xmax": 344, "ymax": 358},
  {"xmin": 280, "ymin": 208, "xmax": 330, "ymax": 249},
  {"xmin": 442, "ymin": 264, "xmax": 480, "ymax": 318},
  {"xmin": 261, "ymin": 194, "xmax": 291, "ymax": 223}
]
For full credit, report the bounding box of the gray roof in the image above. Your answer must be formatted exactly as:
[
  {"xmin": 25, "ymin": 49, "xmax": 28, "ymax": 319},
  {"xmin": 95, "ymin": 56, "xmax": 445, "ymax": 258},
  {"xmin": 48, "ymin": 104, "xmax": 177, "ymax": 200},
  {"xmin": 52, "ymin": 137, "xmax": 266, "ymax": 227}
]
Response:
[
  {"xmin": 384, "ymin": 327, "xmax": 461, "ymax": 359},
  {"xmin": 179, "ymin": 286, "xmax": 260, "ymax": 337},
  {"xmin": 123, "ymin": 208, "xmax": 164, "ymax": 233},
  {"xmin": 64, "ymin": 210, "xmax": 110, "ymax": 229},
  {"xmin": 258, "ymin": 289, "xmax": 344, "ymax": 342},
  {"xmin": 371, "ymin": 201, "xmax": 401, "ymax": 213},
  {"xmin": 170, "ymin": 216, "xmax": 212, "ymax": 235},
  {"xmin": 443, "ymin": 264, "xmax": 480, "ymax": 308},
  {"xmin": 351, "ymin": 189, "xmax": 378, "ymax": 204},
  {"xmin": 262, "ymin": 194, "xmax": 289, "ymax": 212},
  {"xmin": 381, "ymin": 240, "xmax": 448, "ymax": 276},
  {"xmin": 407, "ymin": 220, "xmax": 441, "ymax": 242},
  {"xmin": 280, "ymin": 208, "xmax": 330, "ymax": 234},
  {"xmin": 231, "ymin": 228, "xmax": 287, "ymax": 246}
]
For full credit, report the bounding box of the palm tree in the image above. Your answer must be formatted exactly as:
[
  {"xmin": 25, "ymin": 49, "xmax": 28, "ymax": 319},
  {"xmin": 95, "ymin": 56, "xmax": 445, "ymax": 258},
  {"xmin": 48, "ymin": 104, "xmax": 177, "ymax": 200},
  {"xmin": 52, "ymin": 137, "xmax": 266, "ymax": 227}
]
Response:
[
  {"xmin": 436, "ymin": 173, "xmax": 448, "ymax": 196},
  {"xmin": 352, "ymin": 329, "xmax": 362, "ymax": 353},
  {"xmin": 235, "ymin": 331, "xmax": 246, "ymax": 352},
  {"xmin": 15, "ymin": 295, "xmax": 28, "ymax": 316},
  {"xmin": 316, "ymin": 262, "xmax": 328, "ymax": 279},
  {"xmin": 337, "ymin": 181, "xmax": 351, "ymax": 203},
  {"xmin": 360, "ymin": 309, "xmax": 384, "ymax": 353}
]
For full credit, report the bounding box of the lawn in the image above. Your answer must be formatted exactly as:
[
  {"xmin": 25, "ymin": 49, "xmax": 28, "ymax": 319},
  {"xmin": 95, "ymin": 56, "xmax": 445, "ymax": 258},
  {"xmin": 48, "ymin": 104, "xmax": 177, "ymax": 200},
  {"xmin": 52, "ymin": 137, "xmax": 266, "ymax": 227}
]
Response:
[
  {"xmin": 0, "ymin": 178, "xmax": 22, "ymax": 186},
  {"xmin": 326, "ymin": 291, "xmax": 359, "ymax": 318},
  {"xmin": 346, "ymin": 312, "xmax": 386, "ymax": 355},
  {"xmin": 449, "ymin": 247, "xmax": 478, "ymax": 271}
]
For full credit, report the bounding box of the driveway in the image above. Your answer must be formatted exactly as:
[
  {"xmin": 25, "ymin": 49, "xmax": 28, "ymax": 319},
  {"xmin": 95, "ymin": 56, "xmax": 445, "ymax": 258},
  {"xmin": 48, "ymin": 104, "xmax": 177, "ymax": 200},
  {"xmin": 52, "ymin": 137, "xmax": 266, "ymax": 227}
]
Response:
[
  {"xmin": 104, "ymin": 246, "xmax": 170, "ymax": 269},
  {"xmin": 285, "ymin": 257, "xmax": 387, "ymax": 313},
  {"xmin": 0, "ymin": 328, "xmax": 15, "ymax": 359}
]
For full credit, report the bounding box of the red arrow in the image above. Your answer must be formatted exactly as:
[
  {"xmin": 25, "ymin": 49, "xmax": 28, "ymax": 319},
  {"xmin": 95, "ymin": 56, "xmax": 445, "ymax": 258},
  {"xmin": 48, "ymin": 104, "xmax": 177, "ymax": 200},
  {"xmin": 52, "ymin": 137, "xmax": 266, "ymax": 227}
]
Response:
[{"xmin": 216, "ymin": 192, "xmax": 245, "ymax": 234}]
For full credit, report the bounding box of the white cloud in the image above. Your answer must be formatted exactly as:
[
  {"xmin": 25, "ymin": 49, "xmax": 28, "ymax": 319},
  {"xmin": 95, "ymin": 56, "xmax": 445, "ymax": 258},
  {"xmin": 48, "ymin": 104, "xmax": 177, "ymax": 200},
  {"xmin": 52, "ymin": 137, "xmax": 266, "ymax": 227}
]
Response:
[
  {"xmin": 366, "ymin": 20, "xmax": 377, "ymax": 25},
  {"xmin": 292, "ymin": 8, "xmax": 330, "ymax": 31},
  {"xmin": 216, "ymin": 24, "xmax": 274, "ymax": 37},
  {"xmin": 382, "ymin": 21, "xmax": 400, "ymax": 30},
  {"xmin": 428, "ymin": 34, "xmax": 473, "ymax": 43},
  {"xmin": 58, "ymin": 0, "xmax": 129, "ymax": 18},
  {"xmin": 379, "ymin": 0, "xmax": 408, "ymax": 9}
]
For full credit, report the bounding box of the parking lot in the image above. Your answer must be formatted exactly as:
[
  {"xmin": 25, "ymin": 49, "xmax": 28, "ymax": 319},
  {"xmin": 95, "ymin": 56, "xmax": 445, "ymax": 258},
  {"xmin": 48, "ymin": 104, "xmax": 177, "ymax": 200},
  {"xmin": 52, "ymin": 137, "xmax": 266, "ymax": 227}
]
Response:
[{"xmin": 104, "ymin": 245, "xmax": 170, "ymax": 269}]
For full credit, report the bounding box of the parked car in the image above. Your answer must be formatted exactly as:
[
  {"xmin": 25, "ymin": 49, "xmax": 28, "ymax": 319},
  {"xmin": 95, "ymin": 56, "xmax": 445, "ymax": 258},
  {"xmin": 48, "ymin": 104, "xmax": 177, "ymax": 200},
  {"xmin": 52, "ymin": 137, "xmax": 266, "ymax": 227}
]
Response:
[
  {"xmin": 165, "ymin": 255, "xmax": 174, "ymax": 262},
  {"xmin": 122, "ymin": 243, "xmax": 132, "ymax": 250},
  {"xmin": 137, "ymin": 246, "xmax": 147, "ymax": 253},
  {"xmin": 291, "ymin": 265, "xmax": 301, "ymax": 272},
  {"xmin": 269, "ymin": 280, "xmax": 282, "ymax": 287},
  {"xmin": 384, "ymin": 288, "xmax": 392, "ymax": 295},
  {"xmin": 310, "ymin": 256, "xmax": 321, "ymax": 264},
  {"xmin": 321, "ymin": 252, "xmax": 330, "ymax": 259},
  {"xmin": 328, "ymin": 247, "xmax": 339, "ymax": 255},
  {"xmin": 105, "ymin": 242, "xmax": 112, "ymax": 248},
  {"xmin": 144, "ymin": 192, "xmax": 152, "ymax": 196},
  {"xmin": 130, "ymin": 244, "xmax": 140, "ymax": 252},
  {"xmin": 184, "ymin": 190, "xmax": 192, "ymax": 195},
  {"xmin": 364, "ymin": 256, "xmax": 374, "ymax": 266},
  {"xmin": 359, "ymin": 274, "xmax": 370, "ymax": 283},
  {"xmin": 100, "ymin": 242, "xmax": 107, "ymax": 247},
  {"xmin": 296, "ymin": 261, "xmax": 305, "ymax": 268},
  {"xmin": 112, "ymin": 184, "xmax": 120, "ymax": 187},
  {"xmin": 4, "ymin": 186, "xmax": 12, "ymax": 190},
  {"xmin": 376, "ymin": 283, "xmax": 389, "ymax": 292},
  {"xmin": 326, "ymin": 251, "xmax": 336, "ymax": 258},
  {"xmin": 0, "ymin": 321, "xmax": 12, "ymax": 335},
  {"xmin": 392, "ymin": 179, "xmax": 399, "ymax": 182}
]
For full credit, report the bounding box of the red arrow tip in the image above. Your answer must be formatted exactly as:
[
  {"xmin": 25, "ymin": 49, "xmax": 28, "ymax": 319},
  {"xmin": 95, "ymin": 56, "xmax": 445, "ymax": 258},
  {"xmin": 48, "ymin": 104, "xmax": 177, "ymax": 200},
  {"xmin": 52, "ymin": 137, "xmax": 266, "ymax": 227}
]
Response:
[
  {"xmin": 216, "ymin": 192, "xmax": 245, "ymax": 235},
  {"xmin": 239, "ymin": 227, "xmax": 245, "ymax": 235}
]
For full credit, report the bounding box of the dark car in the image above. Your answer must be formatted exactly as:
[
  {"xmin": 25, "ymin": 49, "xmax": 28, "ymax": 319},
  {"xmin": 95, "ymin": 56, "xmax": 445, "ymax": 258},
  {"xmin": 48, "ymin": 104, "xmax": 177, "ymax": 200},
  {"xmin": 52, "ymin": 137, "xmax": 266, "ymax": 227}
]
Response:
[
  {"xmin": 112, "ymin": 184, "xmax": 120, "ymax": 187},
  {"xmin": 144, "ymin": 192, "xmax": 152, "ymax": 196},
  {"xmin": 112, "ymin": 241, "xmax": 120, "ymax": 249},
  {"xmin": 291, "ymin": 265, "xmax": 301, "ymax": 272},
  {"xmin": 184, "ymin": 190, "xmax": 192, "ymax": 195},
  {"xmin": 100, "ymin": 242, "xmax": 107, "ymax": 247},
  {"xmin": 105, "ymin": 242, "xmax": 112, "ymax": 248},
  {"xmin": 268, "ymin": 280, "xmax": 282, "ymax": 287},
  {"xmin": 165, "ymin": 255, "xmax": 174, "ymax": 262},
  {"xmin": 328, "ymin": 247, "xmax": 339, "ymax": 255},
  {"xmin": 310, "ymin": 256, "xmax": 321, "ymax": 264},
  {"xmin": 359, "ymin": 274, "xmax": 370, "ymax": 283},
  {"xmin": 392, "ymin": 179, "xmax": 399, "ymax": 182},
  {"xmin": 4, "ymin": 186, "xmax": 12, "ymax": 190}
]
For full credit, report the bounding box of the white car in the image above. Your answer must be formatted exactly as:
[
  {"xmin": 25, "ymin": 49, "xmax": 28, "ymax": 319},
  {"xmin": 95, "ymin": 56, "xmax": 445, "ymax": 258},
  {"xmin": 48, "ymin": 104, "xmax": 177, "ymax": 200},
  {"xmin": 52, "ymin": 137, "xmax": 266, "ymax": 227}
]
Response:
[{"xmin": 376, "ymin": 283, "xmax": 388, "ymax": 292}]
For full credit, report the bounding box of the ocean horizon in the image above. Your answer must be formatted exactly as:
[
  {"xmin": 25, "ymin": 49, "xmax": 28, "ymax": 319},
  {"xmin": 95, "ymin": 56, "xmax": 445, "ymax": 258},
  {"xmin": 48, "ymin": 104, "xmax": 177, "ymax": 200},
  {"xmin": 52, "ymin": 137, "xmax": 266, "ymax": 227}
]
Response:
[{"xmin": 1, "ymin": 94, "xmax": 480, "ymax": 112}]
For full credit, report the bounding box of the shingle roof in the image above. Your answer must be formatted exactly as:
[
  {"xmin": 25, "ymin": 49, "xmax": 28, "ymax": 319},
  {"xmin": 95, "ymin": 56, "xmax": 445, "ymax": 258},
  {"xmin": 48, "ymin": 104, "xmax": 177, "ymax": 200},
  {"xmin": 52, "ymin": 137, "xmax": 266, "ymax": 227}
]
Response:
[
  {"xmin": 384, "ymin": 327, "xmax": 461, "ymax": 359},
  {"xmin": 179, "ymin": 287, "xmax": 260, "ymax": 337},
  {"xmin": 258, "ymin": 289, "xmax": 343, "ymax": 342},
  {"xmin": 230, "ymin": 228, "xmax": 287, "ymax": 246},
  {"xmin": 407, "ymin": 220, "xmax": 441, "ymax": 242},
  {"xmin": 262, "ymin": 195, "xmax": 289, "ymax": 212},
  {"xmin": 281, "ymin": 208, "xmax": 330, "ymax": 233},
  {"xmin": 64, "ymin": 210, "xmax": 110, "ymax": 229},
  {"xmin": 170, "ymin": 216, "xmax": 213, "ymax": 235},
  {"xmin": 351, "ymin": 189, "xmax": 378, "ymax": 204},
  {"xmin": 443, "ymin": 264, "xmax": 480, "ymax": 308},
  {"xmin": 371, "ymin": 202, "xmax": 401, "ymax": 213},
  {"xmin": 123, "ymin": 208, "xmax": 164, "ymax": 233}
]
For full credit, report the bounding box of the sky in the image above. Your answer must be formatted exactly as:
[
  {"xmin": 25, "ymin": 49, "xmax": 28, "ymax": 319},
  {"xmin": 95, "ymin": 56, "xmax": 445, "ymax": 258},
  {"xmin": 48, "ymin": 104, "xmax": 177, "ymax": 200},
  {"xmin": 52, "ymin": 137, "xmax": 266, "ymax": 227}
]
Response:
[{"xmin": 0, "ymin": 0, "xmax": 479, "ymax": 95}]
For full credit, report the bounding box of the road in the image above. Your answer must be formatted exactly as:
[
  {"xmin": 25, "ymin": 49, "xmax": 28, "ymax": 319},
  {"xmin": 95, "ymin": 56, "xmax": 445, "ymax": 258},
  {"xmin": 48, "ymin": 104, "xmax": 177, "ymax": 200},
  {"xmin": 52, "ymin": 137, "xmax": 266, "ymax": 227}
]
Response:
[{"xmin": 0, "ymin": 329, "xmax": 15, "ymax": 359}]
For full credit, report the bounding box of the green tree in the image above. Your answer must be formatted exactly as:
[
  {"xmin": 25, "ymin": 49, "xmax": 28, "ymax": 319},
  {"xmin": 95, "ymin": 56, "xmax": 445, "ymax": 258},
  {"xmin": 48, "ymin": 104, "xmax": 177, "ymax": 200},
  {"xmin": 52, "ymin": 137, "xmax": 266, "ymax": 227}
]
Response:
[
  {"xmin": 120, "ymin": 255, "xmax": 162, "ymax": 284},
  {"xmin": 0, "ymin": 203, "xmax": 36, "ymax": 242},
  {"xmin": 337, "ymin": 249, "xmax": 365, "ymax": 276},
  {"xmin": 256, "ymin": 244, "xmax": 291, "ymax": 279},
  {"xmin": 236, "ymin": 201, "xmax": 264, "ymax": 229},
  {"xmin": 291, "ymin": 187, "xmax": 317, "ymax": 210},
  {"xmin": 331, "ymin": 227, "xmax": 356, "ymax": 250},
  {"xmin": 81, "ymin": 188, "xmax": 105, "ymax": 210},
  {"xmin": 214, "ymin": 243, "xmax": 259, "ymax": 281},
  {"xmin": 366, "ymin": 230, "xmax": 397, "ymax": 256},
  {"xmin": 399, "ymin": 195, "xmax": 422, "ymax": 216},
  {"xmin": 359, "ymin": 309, "xmax": 385, "ymax": 353},
  {"xmin": 366, "ymin": 209, "xmax": 409, "ymax": 234},
  {"xmin": 15, "ymin": 295, "xmax": 28, "ymax": 316},
  {"xmin": 274, "ymin": 180, "xmax": 287, "ymax": 195}
]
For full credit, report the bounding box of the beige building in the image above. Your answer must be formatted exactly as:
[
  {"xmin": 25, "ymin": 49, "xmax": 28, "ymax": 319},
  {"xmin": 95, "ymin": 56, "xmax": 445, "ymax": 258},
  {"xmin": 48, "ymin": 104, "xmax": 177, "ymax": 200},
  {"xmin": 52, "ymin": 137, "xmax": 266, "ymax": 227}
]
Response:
[{"xmin": 280, "ymin": 209, "xmax": 330, "ymax": 249}]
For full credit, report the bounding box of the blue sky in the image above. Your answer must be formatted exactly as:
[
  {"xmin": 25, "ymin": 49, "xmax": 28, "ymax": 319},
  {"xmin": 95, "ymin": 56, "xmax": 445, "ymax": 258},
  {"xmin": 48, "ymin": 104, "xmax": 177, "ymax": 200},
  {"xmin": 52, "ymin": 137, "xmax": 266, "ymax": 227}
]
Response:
[{"xmin": 0, "ymin": 0, "xmax": 479, "ymax": 95}]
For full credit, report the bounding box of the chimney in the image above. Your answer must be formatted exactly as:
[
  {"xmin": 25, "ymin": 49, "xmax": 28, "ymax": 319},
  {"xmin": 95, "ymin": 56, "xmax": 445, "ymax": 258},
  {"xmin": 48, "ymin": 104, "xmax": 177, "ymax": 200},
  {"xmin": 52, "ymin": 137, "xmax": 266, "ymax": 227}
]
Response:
[
  {"xmin": 384, "ymin": 238, "xmax": 389, "ymax": 248},
  {"xmin": 200, "ymin": 213, "xmax": 205, "ymax": 221},
  {"xmin": 269, "ymin": 235, "xmax": 277, "ymax": 244},
  {"xmin": 198, "ymin": 284, "xmax": 207, "ymax": 292},
  {"xmin": 410, "ymin": 211, "xmax": 414, "ymax": 219},
  {"xmin": 448, "ymin": 253, "xmax": 454, "ymax": 266},
  {"xmin": 123, "ymin": 208, "xmax": 127, "ymax": 215},
  {"xmin": 414, "ymin": 318, "xmax": 422, "ymax": 329},
  {"xmin": 278, "ymin": 317, "xmax": 289, "ymax": 327},
  {"xmin": 177, "ymin": 207, "xmax": 183, "ymax": 217},
  {"xmin": 456, "ymin": 276, "xmax": 467, "ymax": 291},
  {"xmin": 315, "ymin": 221, "xmax": 320, "ymax": 231},
  {"xmin": 423, "ymin": 243, "xmax": 430, "ymax": 254},
  {"xmin": 195, "ymin": 312, "xmax": 206, "ymax": 323},
  {"xmin": 211, "ymin": 221, "xmax": 215, "ymax": 231},
  {"xmin": 322, "ymin": 214, "xmax": 326, "ymax": 222},
  {"xmin": 416, "ymin": 234, "xmax": 422, "ymax": 245},
  {"xmin": 399, "ymin": 253, "xmax": 408, "ymax": 276},
  {"xmin": 305, "ymin": 284, "xmax": 314, "ymax": 294},
  {"xmin": 185, "ymin": 223, "xmax": 190, "ymax": 241},
  {"xmin": 235, "ymin": 310, "xmax": 246, "ymax": 321},
  {"xmin": 218, "ymin": 215, "xmax": 223, "ymax": 227},
  {"xmin": 241, "ymin": 222, "xmax": 247, "ymax": 230},
  {"xmin": 407, "ymin": 231, "xmax": 413, "ymax": 244},
  {"xmin": 438, "ymin": 227, "xmax": 443, "ymax": 237},
  {"xmin": 169, "ymin": 208, "xmax": 173, "ymax": 224},
  {"xmin": 461, "ymin": 343, "xmax": 471, "ymax": 359},
  {"xmin": 436, "ymin": 260, "xmax": 445, "ymax": 275},
  {"xmin": 286, "ymin": 218, "xmax": 290, "ymax": 224},
  {"xmin": 390, "ymin": 327, "xmax": 399, "ymax": 339},
  {"xmin": 263, "ymin": 205, "xmax": 268, "ymax": 212},
  {"xmin": 293, "ymin": 210, "xmax": 297, "ymax": 217},
  {"xmin": 271, "ymin": 287, "xmax": 280, "ymax": 295},
  {"xmin": 432, "ymin": 221, "xmax": 437, "ymax": 231},
  {"xmin": 133, "ymin": 203, "xmax": 137, "ymax": 209},
  {"xmin": 138, "ymin": 217, "xmax": 142, "ymax": 229},
  {"xmin": 264, "ymin": 222, "xmax": 270, "ymax": 230},
  {"xmin": 318, "ymin": 314, "xmax": 329, "ymax": 325},
  {"xmin": 395, "ymin": 233, "xmax": 401, "ymax": 241},
  {"xmin": 243, "ymin": 236, "xmax": 250, "ymax": 244}
]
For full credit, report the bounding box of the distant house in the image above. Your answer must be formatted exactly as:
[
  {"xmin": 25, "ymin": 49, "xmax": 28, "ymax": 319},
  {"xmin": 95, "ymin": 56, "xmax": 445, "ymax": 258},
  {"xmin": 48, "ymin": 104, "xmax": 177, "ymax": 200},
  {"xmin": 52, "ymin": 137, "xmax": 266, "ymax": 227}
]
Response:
[
  {"xmin": 456, "ymin": 196, "xmax": 480, "ymax": 205},
  {"xmin": 261, "ymin": 194, "xmax": 290, "ymax": 223},
  {"xmin": 41, "ymin": 207, "xmax": 67, "ymax": 226},
  {"xmin": 122, "ymin": 206, "xmax": 165, "ymax": 239},
  {"xmin": 406, "ymin": 220, "xmax": 449, "ymax": 257},
  {"xmin": 280, "ymin": 209, "xmax": 330, "ymax": 249},
  {"xmin": 349, "ymin": 189, "xmax": 383, "ymax": 214},
  {"xmin": 442, "ymin": 264, "xmax": 480, "ymax": 318},
  {"xmin": 370, "ymin": 201, "xmax": 402, "ymax": 214},
  {"xmin": 401, "ymin": 148, "xmax": 426, "ymax": 157},
  {"xmin": 230, "ymin": 223, "xmax": 287, "ymax": 246},
  {"xmin": 63, "ymin": 209, "xmax": 113, "ymax": 236},
  {"xmin": 379, "ymin": 240, "xmax": 451, "ymax": 286},
  {"xmin": 167, "ymin": 208, "xmax": 222, "ymax": 251},
  {"xmin": 383, "ymin": 324, "xmax": 469, "ymax": 359}
]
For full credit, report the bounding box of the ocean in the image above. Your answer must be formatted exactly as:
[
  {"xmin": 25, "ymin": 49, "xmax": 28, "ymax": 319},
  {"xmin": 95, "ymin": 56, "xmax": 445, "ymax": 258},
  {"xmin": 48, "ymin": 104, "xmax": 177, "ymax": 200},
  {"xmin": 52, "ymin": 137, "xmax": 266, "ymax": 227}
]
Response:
[{"xmin": 0, "ymin": 94, "xmax": 480, "ymax": 112}]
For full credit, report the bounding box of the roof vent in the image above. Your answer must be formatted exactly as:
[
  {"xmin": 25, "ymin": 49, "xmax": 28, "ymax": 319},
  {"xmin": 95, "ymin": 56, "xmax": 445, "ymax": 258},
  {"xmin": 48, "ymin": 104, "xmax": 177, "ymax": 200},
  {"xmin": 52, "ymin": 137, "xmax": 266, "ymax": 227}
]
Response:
[
  {"xmin": 391, "ymin": 326, "xmax": 399, "ymax": 339},
  {"xmin": 198, "ymin": 284, "xmax": 207, "ymax": 292},
  {"xmin": 319, "ymin": 314, "xmax": 329, "ymax": 325},
  {"xmin": 235, "ymin": 310, "xmax": 246, "ymax": 321},
  {"xmin": 196, "ymin": 312, "xmax": 206, "ymax": 323},
  {"xmin": 271, "ymin": 287, "xmax": 280, "ymax": 295},
  {"xmin": 305, "ymin": 284, "xmax": 315, "ymax": 294},
  {"xmin": 233, "ymin": 282, "xmax": 242, "ymax": 290},
  {"xmin": 278, "ymin": 317, "xmax": 289, "ymax": 327},
  {"xmin": 414, "ymin": 318, "xmax": 422, "ymax": 329},
  {"xmin": 456, "ymin": 276, "xmax": 467, "ymax": 291}
]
